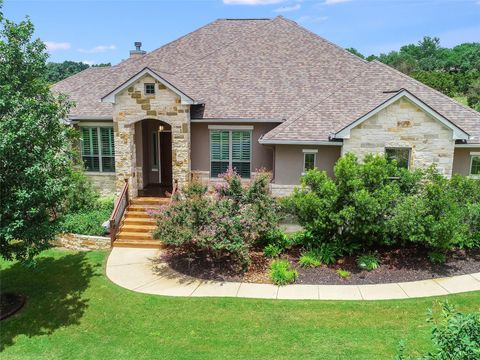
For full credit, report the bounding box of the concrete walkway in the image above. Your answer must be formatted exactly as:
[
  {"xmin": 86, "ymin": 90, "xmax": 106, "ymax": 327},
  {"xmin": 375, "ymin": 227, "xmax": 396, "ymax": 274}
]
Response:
[{"xmin": 106, "ymin": 247, "xmax": 480, "ymax": 301}]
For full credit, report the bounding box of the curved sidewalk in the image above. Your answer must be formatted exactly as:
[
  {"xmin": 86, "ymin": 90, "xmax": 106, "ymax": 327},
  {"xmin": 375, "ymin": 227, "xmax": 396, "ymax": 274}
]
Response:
[{"xmin": 106, "ymin": 247, "xmax": 480, "ymax": 301}]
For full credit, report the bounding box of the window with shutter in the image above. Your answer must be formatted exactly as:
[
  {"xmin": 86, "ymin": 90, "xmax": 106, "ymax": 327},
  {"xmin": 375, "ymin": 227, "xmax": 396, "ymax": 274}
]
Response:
[
  {"xmin": 210, "ymin": 129, "xmax": 251, "ymax": 179},
  {"xmin": 80, "ymin": 126, "xmax": 115, "ymax": 172}
]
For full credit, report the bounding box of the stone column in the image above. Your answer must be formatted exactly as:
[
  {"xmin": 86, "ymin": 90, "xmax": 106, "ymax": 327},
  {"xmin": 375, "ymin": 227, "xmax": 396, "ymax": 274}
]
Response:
[{"xmin": 113, "ymin": 114, "xmax": 138, "ymax": 198}]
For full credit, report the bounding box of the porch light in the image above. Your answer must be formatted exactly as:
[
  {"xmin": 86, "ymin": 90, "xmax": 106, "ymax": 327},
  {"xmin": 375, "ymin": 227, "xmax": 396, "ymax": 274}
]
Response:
[{"xmin": 158, "ymin": 125, "xmax": 164, "ymax": 132}]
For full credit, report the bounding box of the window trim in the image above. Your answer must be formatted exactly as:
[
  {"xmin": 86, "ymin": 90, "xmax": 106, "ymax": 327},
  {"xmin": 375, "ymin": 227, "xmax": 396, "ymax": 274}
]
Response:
[
  {"xmin": 80, "ymin": 125, "xmax": 115, "ymax": 173},
  {"xmin": 209, "ymin": 129, "xmax": 252, "ymax": 179},
  {"xmin": 144, "ymin": 83, "xmax": 155, "ymax": 95},
  {"xmin": 470, "ymin": 152, "xmax": 480, "ymax": 178},
  {"xmin": 302, "ymin": 149, "xmax": 317, "ymax": 174},
  {"xmin": 385, "ymin": 147, "xmax": 411, "ymax": 170}
]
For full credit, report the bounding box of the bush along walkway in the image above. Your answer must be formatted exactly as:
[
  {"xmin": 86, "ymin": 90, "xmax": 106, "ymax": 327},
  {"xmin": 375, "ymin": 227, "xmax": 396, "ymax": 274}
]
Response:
[{"xmin": 106, "ymin": 248, "xmax": 480, "ymax": 301}]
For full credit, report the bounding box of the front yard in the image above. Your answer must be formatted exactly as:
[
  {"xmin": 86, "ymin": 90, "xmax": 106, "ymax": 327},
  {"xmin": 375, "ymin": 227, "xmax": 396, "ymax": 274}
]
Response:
[{"xmin": 1, "ymin": 248, "xmax": 479, "ymax": 359}]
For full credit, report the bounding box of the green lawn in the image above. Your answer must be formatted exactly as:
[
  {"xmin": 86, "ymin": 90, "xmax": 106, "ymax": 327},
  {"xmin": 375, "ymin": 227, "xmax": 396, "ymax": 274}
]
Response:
[{"xmin": 1, "ymin": 249, "xmax": 479, "ymax": 359}]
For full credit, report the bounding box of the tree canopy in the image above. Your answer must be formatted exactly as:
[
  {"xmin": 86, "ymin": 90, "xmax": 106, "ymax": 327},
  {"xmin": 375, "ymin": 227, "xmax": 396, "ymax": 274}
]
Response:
[
  {"xmin": 346, "ymin": 37, "xmax": 480, "ymax": 111},
  {"xmin": 0, "ymin": 7, "xmax": 77, "ymax": 261},
  {"xmin": 46, "ymin": 61, "xmax": 110, "ymax": 84}
]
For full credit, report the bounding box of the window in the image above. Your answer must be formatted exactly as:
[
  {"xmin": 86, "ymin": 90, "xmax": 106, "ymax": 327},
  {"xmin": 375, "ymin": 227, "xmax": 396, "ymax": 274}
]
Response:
[
  {"xmin": 210, "ymin": 129, "xmax": 251, "ymax": 178},
  {"xmin": 144, "ymin": 83, "xmax": 155, "ymax": 95},
  {"xmin": 80, "ymin": 127, "xmax": 115, "ymax": 172},
  {"xmin": 152, "ymin": 132, "xmax": 158, "ymax": 170},
  {"xmin": 303, "ymin": 149, "xmax": 317, "ymax": 172},
  {"xmin": 385, "ymin": 148, "xmax": 410, "ymax": 169},
  {"xmin": 471, "ymin": 154, "xmax": 480, "ymax": 176}
]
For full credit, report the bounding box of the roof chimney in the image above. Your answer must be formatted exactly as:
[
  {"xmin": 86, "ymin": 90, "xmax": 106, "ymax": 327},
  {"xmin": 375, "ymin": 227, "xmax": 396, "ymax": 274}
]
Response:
[{"xmin": 130, "ymin": 41, "xmax": 146, "ymax": 59}]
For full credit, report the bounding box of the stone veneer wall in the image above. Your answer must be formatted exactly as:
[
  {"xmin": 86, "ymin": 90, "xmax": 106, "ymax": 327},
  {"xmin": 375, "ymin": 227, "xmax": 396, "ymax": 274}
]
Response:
[
  {"xmin": 342, "ymin": 98, "xmax": 456, "ymax": 176},
  {"xmin": 113, "ymin": 75, "xmax": 191, "ymax": 197},
  {"xmin": 86, "ymin": 174, "xmax": 116, "ymax": 196},
  {"xmin": 54, "ymin": 233, "xmax": 110, "ymax": 251}
]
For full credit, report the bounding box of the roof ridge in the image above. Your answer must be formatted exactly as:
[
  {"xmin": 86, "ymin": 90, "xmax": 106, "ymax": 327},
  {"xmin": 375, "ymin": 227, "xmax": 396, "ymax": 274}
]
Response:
[
  {"xmin": 265, "ymin": 63, "xmax": 373, "ymax": 139},
  {"xmin": 276, "ymin": 16, "xmax": 369, "ymax": 65},
  {"xmin": 371, "ymin": 60, "xmax": 480, "ymax": 117},
  {"xmin": 167, "ymin": 17, "xmax": 278, "ymax": 76}
]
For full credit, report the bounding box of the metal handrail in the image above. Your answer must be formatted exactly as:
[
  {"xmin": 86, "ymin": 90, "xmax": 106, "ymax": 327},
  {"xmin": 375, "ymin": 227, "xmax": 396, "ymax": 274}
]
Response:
[{"xmin": 109, "ymin": 179, "xmax": 129, "ymax": 246}]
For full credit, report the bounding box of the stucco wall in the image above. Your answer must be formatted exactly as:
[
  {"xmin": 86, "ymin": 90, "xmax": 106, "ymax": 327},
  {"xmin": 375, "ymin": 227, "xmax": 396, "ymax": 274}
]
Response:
[
  {"xmin": 190, "ymin": 122, "xmax": 277, "ymax": 180},
  {"xmin": 273, "ymin": 145, "xmax": 342, "ymax": 185},
  {"xmin": 453, "ymin": 147, "xmax": 480, "ymax": 176},
  {"xmin": 113, "ymin": 74, "xmax": 190, "ymax": 197},
  {"xmin": 342, "ymin": 98, "xmax": 456, "ymax": 176}
]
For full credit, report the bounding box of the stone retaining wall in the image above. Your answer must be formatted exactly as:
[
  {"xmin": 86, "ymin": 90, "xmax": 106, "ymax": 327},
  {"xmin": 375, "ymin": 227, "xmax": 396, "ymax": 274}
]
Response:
[{"xmin": 54, "ymin": 233, "xmax": 110, "ymax": 251}]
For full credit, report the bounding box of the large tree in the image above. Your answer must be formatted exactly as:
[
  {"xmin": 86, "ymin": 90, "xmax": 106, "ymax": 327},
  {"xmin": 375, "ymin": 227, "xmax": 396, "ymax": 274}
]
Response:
[{"xmin": 0, "ymin": 7, "xmax": 76, "ymax": 261}]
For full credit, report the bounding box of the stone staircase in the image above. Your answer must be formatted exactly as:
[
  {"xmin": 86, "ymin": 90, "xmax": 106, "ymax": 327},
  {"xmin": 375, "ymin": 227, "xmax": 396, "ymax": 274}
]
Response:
[{"xmin": 113, "ymin": 197, "xmax": 169, "ymax": 248}]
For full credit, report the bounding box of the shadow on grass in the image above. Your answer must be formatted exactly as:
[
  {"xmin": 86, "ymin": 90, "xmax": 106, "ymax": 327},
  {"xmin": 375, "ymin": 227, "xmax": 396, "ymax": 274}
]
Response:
[{"xmin": 0, "ymin": 252, "xmax": 99, "ymax": 351}]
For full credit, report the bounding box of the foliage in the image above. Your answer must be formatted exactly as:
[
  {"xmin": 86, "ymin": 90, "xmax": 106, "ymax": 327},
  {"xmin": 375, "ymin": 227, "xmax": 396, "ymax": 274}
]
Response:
[
  {"xmin": 263, "ymin": 244, "xmax": 282, "ymax": 258},
  {"xmin": 56, "ymin": 197, "xmax": 114, "ymax": 236},
  {"xmin": 336, "ymin": 269, "xmax": 351, "ymax": 279},
  {"xmin": 357, "ymin": 254, "xmax": 380, "ymax": 271},
  {"xmin": 269, "ymin": 259, "xmax": 298, "ymax": 285},
  {"xmin": 0, "ymin": 8, "xmax": 78, "ymax": 261},
  {"xmin": 348, "ymin": 37, "xmax": 480, "ymax": 111},
  {"xmin": 45, "ymin": 61, "xmax": 111, "ymax": 84},
  {"xmin": 60, "ymin": 168, "xmax": 99, "ymax": 214},
  {"xmin": 153, "ymin": 170, "xmax": 280, "ymax": 266},
  {"xmin": 286, "ymin": 154, "xmax": 480, "ymax": 255},
  {"xmin": 396, "ymin": 302, "xmax": 480, "ymax": 360},
  {"xmin": 428, "ymin": 252, "xmax": 447, "ymax": 264},
  {"xmin": 298, "ymin": 250, "xmax": 322, "ymax": 267},
  {"xmin": 315, "ymin": 243, "xmax": 339, "ymax": 265}
]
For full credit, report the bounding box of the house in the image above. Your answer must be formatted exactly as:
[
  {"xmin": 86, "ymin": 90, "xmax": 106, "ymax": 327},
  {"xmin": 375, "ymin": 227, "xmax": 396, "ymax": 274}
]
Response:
[{"xmin": 53, "ymin": 16, "xmax": 480, "ymax": 200}]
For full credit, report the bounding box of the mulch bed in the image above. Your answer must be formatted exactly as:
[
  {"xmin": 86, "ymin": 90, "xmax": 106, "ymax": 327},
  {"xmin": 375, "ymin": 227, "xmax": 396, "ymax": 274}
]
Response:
[
  {"xmin": 0, "ymin": 293, "xmax": 26, "ymax": 321},
  {"xmin": 163, "ymin": 246, "xmax": 480, "ymax": 285}
]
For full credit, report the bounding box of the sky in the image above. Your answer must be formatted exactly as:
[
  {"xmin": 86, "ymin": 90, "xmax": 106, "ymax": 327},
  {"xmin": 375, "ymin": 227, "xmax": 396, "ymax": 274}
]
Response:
[{"xmin": 3, "ymin": 0, "xmax": 480, "ymax": 65}]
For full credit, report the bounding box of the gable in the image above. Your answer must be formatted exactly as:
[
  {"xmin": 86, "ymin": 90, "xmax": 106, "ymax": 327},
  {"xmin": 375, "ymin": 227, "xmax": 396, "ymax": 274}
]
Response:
[
  {"xmin": 335, "ymin": 90, "xmax": 470, "ymax": 141},
  {"xmin": 101, "ymin": 68, "xmax": 196, "ymax": 105}
]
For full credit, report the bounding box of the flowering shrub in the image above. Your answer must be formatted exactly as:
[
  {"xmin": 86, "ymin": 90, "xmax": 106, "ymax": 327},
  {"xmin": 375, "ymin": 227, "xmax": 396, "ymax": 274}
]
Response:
[{"xmin": 153, "ymin": 170, "xmax": 280, "ymax": 266}]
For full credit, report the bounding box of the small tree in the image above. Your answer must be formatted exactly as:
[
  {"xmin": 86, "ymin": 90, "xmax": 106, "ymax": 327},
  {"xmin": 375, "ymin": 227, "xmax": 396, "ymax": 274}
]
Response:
[{"xmin": 0, "ymin": 7, "xmax": 76, "ymax": 261}]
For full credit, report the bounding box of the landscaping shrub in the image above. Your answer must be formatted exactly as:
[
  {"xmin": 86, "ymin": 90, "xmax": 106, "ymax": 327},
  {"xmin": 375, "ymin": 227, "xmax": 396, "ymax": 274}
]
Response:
[
  {"xmin": 56, "ymin": 196, "xmax": 114, "ymax": 236},
  {"xmin": 263, "ymin": 244, "xmax": 282, "ymax": 258},
  {"xmin": 285, "ymin": 153, "xmax": 480, "ymax": 255},
  {"xmin": 298, "ymin": 250, "xmax": 321, "ymax": 267},
  {"xmin": 357, "ymin": 254, "xmax": 380, "ymax": 271},
  {"xmin": 396, "ymin": 302, "xmax": 480, "ymax": 360},
  {"xmin": 269, "ymin": 259, "xmax": 298, "ymax": 285},
  {"xmin": 153, "ymin": 170, "xmax": 280, "ymax": 266},
  {"xmin": 336, "ymin": 269, "xmax": 351, "ymax": 279}
]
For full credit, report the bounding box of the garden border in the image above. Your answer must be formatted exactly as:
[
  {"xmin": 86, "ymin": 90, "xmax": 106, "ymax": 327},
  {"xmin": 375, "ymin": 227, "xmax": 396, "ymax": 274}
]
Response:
[
  {"xmin": 106, "ymin": 248, "xmax": 480, "ymax": 300},
  {"xmin": 54, "ymin": 233, "xmax": 110, "ymax": 251}
]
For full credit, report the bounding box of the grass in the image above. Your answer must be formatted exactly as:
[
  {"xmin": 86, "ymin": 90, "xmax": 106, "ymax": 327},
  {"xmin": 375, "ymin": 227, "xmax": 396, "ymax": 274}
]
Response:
[{"xmin": 1, "ymin": 249, "xmax": 479, "ymax": 359}]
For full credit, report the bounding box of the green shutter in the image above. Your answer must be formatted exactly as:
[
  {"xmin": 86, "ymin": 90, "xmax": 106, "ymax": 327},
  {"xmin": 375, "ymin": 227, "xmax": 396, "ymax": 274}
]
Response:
[
  {"xmin": 81, "ymin": 127, "xmax": 100, "ymax": 171},
  {"xmin": 100, "ymin": 127, "xmax": 114, "ymax": 156},
  {"xmin": 472, "ymin": 156, "xmax": 480, "ymax": 175},
  {"xmin": 210, "ymin": 130, "xmax": 230, "ymax": 178},
  {"xmin": 232, "ymin": 131, "xmax": 251, "ymax": 161}
]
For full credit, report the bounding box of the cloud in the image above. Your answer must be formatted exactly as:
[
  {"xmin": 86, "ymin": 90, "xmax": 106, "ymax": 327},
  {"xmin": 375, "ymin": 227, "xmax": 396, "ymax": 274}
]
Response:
[
  {"xmin": 45, "ymin": 41, "xmax": 71, "ymax": 51},
  {"xmin": 274, "ymin": 3, "xmax": 301, "ymax": 12},
  {"xmin": 223, "ymin": 0, "xmax": 284, "ymax": 5},
  {"xmin": 324, "ymin": 0, "xmax": 352, "ymax": 5},
  {"xmin": 77, "ymin": 45, "xmax": 116, "ymax": 54},
  {"xmin": 297, "ymin": 15, "xmax": 328, "ymax": 24}
]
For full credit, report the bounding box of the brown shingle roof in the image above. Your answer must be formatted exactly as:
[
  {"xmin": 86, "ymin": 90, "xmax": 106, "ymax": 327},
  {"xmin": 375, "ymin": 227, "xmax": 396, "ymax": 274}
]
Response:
[
  {"xmin": 263, "ymin": 61, "xmax": 480, "ymax": 143},
  {"xmin": 52, "ymin": 16, "xmax": 480, "ymax": 144}
]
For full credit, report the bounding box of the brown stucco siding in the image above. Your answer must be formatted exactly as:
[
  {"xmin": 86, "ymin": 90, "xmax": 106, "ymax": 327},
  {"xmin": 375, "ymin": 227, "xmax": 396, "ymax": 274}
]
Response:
[
  {"xmin": 453, "ymin": 147, "xmax": 480, "ymax": 176},
  {"xmin": 190, "ymin": 122, "xmax": 277, "ymax": 178},
  {"xmin": 273, "ymin": 145, "xmax": 342, "ymax": 185}
]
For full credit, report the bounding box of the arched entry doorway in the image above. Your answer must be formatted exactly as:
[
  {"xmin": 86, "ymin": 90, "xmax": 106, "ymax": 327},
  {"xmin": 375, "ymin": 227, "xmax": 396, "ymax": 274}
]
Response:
[{"xmin": 136, "ymin": 119, "xmax": 172, "ymax": 197}]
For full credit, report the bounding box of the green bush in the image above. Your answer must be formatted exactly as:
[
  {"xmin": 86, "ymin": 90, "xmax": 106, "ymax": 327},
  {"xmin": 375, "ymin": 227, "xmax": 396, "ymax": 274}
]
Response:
[
  {"xmin": 269, "ymin": 259, "xmax": 298, "ymax": 285},
  {"xmin": 285, "ymin": 153, "xmax": 480, "ymax": 254},
  {"xmin": 299, "ymin": 251, "xmax": 322, "ymax": 267},
  {"xmin": 263, "ymin": 244, "xmax": 282, "ymax": 258},
  {"xmin": 357, "ymin": 254, "xmax": 380, "ymax": 271},
  {"xmin": 396, "ymin": 302, "xmax": 480, "ymax": 360},
  {"xmin": 336, "ymin": 269, "xmax": 351, "ymax": 279},
  {"xmin": 56, "ymin": 196, "xmax": 114, "ymax": 236},
  {"xmin": 153, "ymin": 170, "xmax": 280, "ymax": 266}
]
